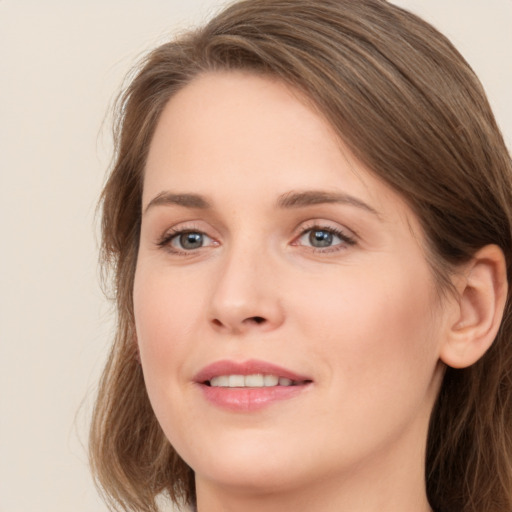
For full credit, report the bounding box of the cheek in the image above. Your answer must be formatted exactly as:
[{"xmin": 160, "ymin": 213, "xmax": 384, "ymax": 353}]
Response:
[
  {"xmin": 284, "ymin": 262, "xmax": 443, "ymax": 465},
  {"xmin": 132, "ymin": 265, "xmax": 207, "ymax": 440},
  {"xmin": 133, "ymin": 265, "xmax": 204, "ymax": 378},
  {"xmin": 294, "ymin": 261, "xmax": 441, "ymax": 399}
]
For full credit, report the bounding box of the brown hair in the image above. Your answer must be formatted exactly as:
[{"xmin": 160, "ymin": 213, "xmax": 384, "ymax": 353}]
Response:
[{"xmin": 90, "ymin": 1, "xmax": 512, "ymax": 511}]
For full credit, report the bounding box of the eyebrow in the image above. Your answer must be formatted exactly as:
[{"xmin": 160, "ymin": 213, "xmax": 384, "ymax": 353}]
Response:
[
  {"xmin": 144, "ymin": 189, "xmax": 379, "ymax": 216},
  {"xmin": 144, "ymin": 192, "xmax": 212, "ymax": 213},
  {"xmin": 276, "ymin": 190, "xmax": 379, "ymax": 215}
]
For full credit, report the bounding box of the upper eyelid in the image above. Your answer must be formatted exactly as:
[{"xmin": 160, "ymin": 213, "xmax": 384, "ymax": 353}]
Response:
[
  {"xmin": 295, "ymin": 227, "xmax": 356, "ymax": 245},
  {"xmin": 294, "ymin": 219, "xmax": 357, "ymax": 238},
  {"xmin": 158, "ymin": 226, "xmax": 210, "ymax": 243},
  {"xmin": 158, "ymin": 220, "xmax": 213, "ymax": 238}
]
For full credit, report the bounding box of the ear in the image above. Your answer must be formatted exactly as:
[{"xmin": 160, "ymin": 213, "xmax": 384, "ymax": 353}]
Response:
[{"xmin": 440, "ymin": 244, "xmax": 508, "ymax": 369}]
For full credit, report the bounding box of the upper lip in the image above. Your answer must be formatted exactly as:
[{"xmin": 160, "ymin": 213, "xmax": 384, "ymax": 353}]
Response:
[{"xmin": 194, "ymin": 359, "xmax": 312, "ymax": 384}]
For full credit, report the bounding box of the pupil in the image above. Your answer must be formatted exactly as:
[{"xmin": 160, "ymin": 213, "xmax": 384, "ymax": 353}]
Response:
[
  {"xmin": 309, "ymin": 230, "xmax": 332, "ymax": 247},
  {"xmin": 180, "ymin": 232, "xmax": 203, "ymax": 249}
]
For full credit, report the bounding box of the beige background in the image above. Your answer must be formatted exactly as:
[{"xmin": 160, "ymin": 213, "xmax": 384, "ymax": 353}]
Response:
[{"xmin": 1, "ymin": 1, "xmax": 510, "ymax": 511}]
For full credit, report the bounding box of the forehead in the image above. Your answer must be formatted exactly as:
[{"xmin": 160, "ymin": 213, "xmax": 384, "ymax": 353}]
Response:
[
  {"xmin": 143, "ymin": 71, "xmax": 414, "ymax": 228},
  {"xmin": 144, "ymin": 71, "xmax": 343, "ymax": 188}
]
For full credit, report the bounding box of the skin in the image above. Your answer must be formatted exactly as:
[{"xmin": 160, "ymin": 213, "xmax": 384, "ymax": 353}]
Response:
[{"xmin": 133, "ymin": 71, "xmax": 459, "ymax": 512}]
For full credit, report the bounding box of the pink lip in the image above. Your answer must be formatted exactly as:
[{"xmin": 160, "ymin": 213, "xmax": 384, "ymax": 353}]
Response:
[
  {"xmin": 194, "ymin": 359, "xmax": 311, "ymax": 383},
  {"xmin": 194, "ymin": 359, "xmax": 313, "ymax": 412}
]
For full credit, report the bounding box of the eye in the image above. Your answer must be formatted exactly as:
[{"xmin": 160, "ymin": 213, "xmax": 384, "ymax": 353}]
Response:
[
  {"xmin": 173, "ymin": 231, "xmax": 207, "ymax": 250},
  {"xmin": 294, "ymin": 225, "xmax": 356, "ymax": 250},
  {"xmin": 306, "ymin": 229, "xmax": 337, "ymax": 248},
  {"xmin": 158, "ymin": 229, "xmax": 216, "ymax": 253}
]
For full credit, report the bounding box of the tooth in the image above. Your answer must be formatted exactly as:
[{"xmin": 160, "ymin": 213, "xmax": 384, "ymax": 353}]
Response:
[
  {"xmin": 210, "ymin": 375, "xmax": 229, "ymax": 387},
  {"xmin": 245, "ymin": 374, "xmax": 264, "ymax": 387},
  {"xmin": 228, "ymin": 375, "xmax": 245, "ymax": 387},
  {"xmin": 209, "ymin": 374, "xmax": 295, "ymax": 388},
  {"xmin": 264, "ymin": 375, "xmax": 279, "ymax": 386}
]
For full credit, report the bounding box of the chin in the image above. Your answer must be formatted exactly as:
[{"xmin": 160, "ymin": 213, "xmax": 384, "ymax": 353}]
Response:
[
  {"xmin": 195, "ymin": 458, "xmax": 310, "ymax": 496},
  {"xmin": 180, "ymin": 432, "xmax": 315, "ymax": 493}
]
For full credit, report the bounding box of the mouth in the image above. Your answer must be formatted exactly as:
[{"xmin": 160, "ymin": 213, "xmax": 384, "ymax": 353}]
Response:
[
  {"xmin": 205, "ymin": 374, "xmax": 310, "ymax": 387},
  {"xmin": 194, "ymin": 360, "xmax": 313, "ymax": 411}
]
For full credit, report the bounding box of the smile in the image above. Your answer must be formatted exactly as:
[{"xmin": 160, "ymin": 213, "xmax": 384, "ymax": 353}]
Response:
[
  {"xmin": 195, "ymin": 360, "xmax": 313, "ymax": 411},
  {"xmin": 208, "ymin": 374, "xmax": 305, "ymax": 387}
]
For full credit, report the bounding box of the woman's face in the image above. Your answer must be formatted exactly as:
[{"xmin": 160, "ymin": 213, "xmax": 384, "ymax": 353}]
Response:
[{"xmin": 134, "ymin": 72, "xmax": 450, "ymax": 498}]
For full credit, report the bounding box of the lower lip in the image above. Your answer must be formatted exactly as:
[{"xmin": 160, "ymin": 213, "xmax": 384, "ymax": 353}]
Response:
[{"xmin": 198, "ymin": 383, "xmax": 310, "ymax": 412}]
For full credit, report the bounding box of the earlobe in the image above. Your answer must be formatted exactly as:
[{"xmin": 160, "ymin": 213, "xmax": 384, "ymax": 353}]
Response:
[{"xmin": 440, "ymin": 245, "xmax": 508, "ymax": 369}]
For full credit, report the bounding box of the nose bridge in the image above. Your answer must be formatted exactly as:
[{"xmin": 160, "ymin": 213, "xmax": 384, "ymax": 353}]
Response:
[{"xmin": 208, "ymin": 234, "xmax": 283, "ymax": 333}]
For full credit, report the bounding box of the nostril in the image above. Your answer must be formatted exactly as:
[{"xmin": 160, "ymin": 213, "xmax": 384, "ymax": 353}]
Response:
[{"xmin": 210, "ymin": 315, "xmax": 267, "ymax": 330}]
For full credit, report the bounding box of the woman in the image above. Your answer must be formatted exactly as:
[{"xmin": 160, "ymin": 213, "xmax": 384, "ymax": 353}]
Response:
[{"xmin": 89, "ymin": 1, "xmax": 512, "ymax": 511}]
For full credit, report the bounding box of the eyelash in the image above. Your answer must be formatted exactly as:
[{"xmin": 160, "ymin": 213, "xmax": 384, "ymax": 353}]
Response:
[
  {"xmin": 294, "ymin": 224, "xmax": 357, "ymax": 253},
  {"xmin": 156, "ymin": 226, "xmax": 215, "ymax": 256},
  {"xmin": 156, "ymin": 224, "xmax": 357, "ymax": 255}
]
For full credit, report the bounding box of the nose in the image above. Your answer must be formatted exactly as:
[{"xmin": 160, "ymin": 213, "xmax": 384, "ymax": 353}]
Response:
[{"xmin": 208, "ymin": 243, "xmax": 285, "ymax": 335}]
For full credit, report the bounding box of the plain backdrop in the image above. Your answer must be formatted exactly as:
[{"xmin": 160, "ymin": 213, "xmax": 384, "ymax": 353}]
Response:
[{"xmin": 1, "ymin": 1, "xmax": 510, "ymax": 511}]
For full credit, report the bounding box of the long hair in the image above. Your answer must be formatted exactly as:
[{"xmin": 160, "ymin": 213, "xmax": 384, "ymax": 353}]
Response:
[{"xmin": 90, "ymin": 1, "xmax": 512, "ymax": 511}]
